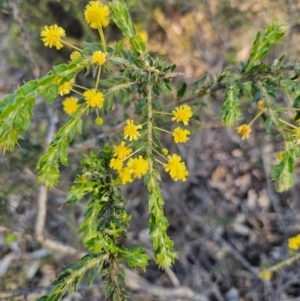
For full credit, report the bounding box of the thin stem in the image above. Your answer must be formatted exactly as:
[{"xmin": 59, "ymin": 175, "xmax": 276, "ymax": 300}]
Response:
[
  {"xmin": 154, "ymin": 126, "xmax": 172, "ymax": 134},
  {"xmin": 123, "ymin": 146, "xmax": 143, "ymax": 162},
  {"xmin": 249, "ymin": 111, "xmax": 263, "ymax": 126},
  {"xmin": 72, "ymin": 83, "xmax": 88, "ymax": 90},
  {"xmin": 61, "ymin": 40, "xmax": 82, "ymax": 52},
  {"xmin": 153, "ymin": 147, "xmax": 167, "ymax": 160},
  {"xmin": 95, "ymin": 66, "xmax": 102, "ymax": 89},
  {"xmin": 280, "ymin": 107, "xmax": 300, "ymax": 112},
  {"xmin": 155, "ymin": 157, "xmax": 165, "ymax": 165},
  {"xmin": 267, "ymin": 252, "xmax": 300, "ymax": 273},
  {"xmin": 147, "ymin": 84, "xmax": 153, "ymax": 167},
  {"xmin": 98, "ymin": 27, "xmax": 107, "ymax": 52},
  {"xmin": 153, "ymin": 109, "xmax": 172, "ymax": 115},
  {"xmin": 71, "ymin": 89, "xmax": 83, "ymax": 96},
  {"xmin": 278, "ymin": 118, "xmax": 298, "ymax": 129}
]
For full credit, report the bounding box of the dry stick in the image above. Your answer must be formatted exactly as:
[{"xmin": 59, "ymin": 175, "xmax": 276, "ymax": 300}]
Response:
[
  {"xmin": 8, "ymin": 0, "xmax": 40, "ymax": 78},
  {"xmin": 260, "ymin": 146, "xmax": 288, "ymax": 235},
  {"xmin": 7, "ymin": 0, "xmax": 57, "ymax": 241},
  {"xmin": 0, "ymin": 287, "xmax": 51, "ymax": 300},
  {"xmin": 0, "ymin": 225, "xmax": 208, "ymax": 301},
  {"xmin": 68, "ymin": 120, "xmax": 126, "ymax": 154},
  {"xmin": 35, "ymin": 106, "xmax": 58, "ymax": 239},
  {"xmin": 202, "ymin": 0, "xmax": 232, "ymax": 51},
  {"xmin": 124, "ymin": 268, "xmax": 209, "ymax": 301},
  {"xmin": 189, "ymin": 214, "xmax": 259, "ymax": 278}
]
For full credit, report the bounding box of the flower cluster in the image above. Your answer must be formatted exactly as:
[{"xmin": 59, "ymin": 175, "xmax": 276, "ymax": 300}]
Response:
[
  {"xmin": 109, "ymin": 140, "xmax": 148, "ymax": 184},
  {"xmin": 164, "ymin": 154, "xmax": 188, "ymax": 182}
]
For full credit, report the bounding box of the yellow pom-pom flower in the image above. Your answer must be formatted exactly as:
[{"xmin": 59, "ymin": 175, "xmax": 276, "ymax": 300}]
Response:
[
  {"xmin": 164, "ymin": 154, "xmax": 188, "ymax": 182},
  {"xmin": 83, "ymin": 89, "xmax": 104, "ymax": 108},
  {"xmin": 127, "ymin": 156, "xmax": 149, "ymax": 179},
  {"xmin": 172, "ymin": 105, "xmax": 193, "ymax": 126},
  {"xmin": 119, "ymin": 167, "xmax": 133, "ymax": 185},
  {"xmin": 162, "ymin": 148, "xmax": 169, "ymax": 156},
  {"xmin": 84, "ymin": 1, "xmax": 110, "ymax": 29},
  {"xmin": 259, "ymin": 270, "xmax": 272, "ymax": 281},
  {"xmin": 92, "ymin": 51, "xmax": 106, "ymax": 66},
  {"xmin": 41, "ymin": 24, "xmax": 66, "ymax": 50},
  {"xmin": 110, "ymin": 158, "xmax": 123, "ymax": 171},
  {"xmin": 124, "ymin": 119, "xmax": 142, "ymax": 141},
  {"xmin": 237, "ymin": 124, "xmax": 251, "ymax": 140},
  {"xmin": 95, "ymin": 117, "xmax": 104, "ymax": 125},
  {"xmin": 277, "ymin": 151, "xmax": 284, "ymax": 161},
  {"xmin": 173, "ymin": 127, "xmax": 190, "ymax": 143},
  {"xmin": 63, "ymin": 97, "xmax": 79, "ymax": 115},
  {"xmin": 257, "ymin": 100, "xmax": 267, "ymax": 112},
  {"xmin": 288, "ymin": 234, "xmax": 300, "ymax": 254},
  {"xmin": 113, "ymin": 141, "xmax": 132, "ymax": 160},
  {"xmin": 70, "ymin": 51, "xmax": 81, "ymax": 61},
  {"xmin": 58, "ymin": 79, "xmax": 74, "ymax": 96}
]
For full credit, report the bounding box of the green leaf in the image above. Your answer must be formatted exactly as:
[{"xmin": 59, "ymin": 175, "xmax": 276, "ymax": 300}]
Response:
[
  {"xmin": 244, "ymin": 21, "xmax": 287, "ymax": 72},
  {"xmin": 87, "ymin": 268, "xmax": 95, "ymax": 286},
  {"xmin": 40, "ymin": 84, "xmax": 58, "ymax": 104},
  {"xmin": 109, "ymin": 0, "xmax": 136, "ymax": 38},
  {"xmin": 105, "ymin": 282, "xmax": 113, "ymax": 297},
  {"xmin": 271, "ymin": 161, "xmax": 284, "ymax": 179},
  {"xmin": 219, "ymin": 85, "xmax": 241, "ymax": 126},
  {"xmin": 122, "ymin": 247, "xmax": 150, "ymax": 271},
  {"xmin": 177, "ymin": 82, "xmax": 187, "ymax": 99},
  {"xmin": 36, "ymin": 296, "xmax": 49, "ymax": 301},
  {"xmin": 129, "ymin": 35, "xmax": 146, "ymax": 53},
  {"xmin": 288, "ymin": 156, "xmax": 294, "ymax": 173},
  {"xmin": 265, "ymin": 119, "xmax": 273, "ymax": 133}
]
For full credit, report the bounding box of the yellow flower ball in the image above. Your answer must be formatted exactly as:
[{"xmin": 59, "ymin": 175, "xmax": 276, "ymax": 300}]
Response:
[
  {"xmin": 95, "ymin": 117, "xmax": 104, "ymax": 125},
  {"xmin": 172, "ymin": 105, "xmax": 193, "ymax": 126},
  {"xmin": 84, "ymin": 1, "xmax": 110, "ymax": 29},
  {"xmin": 124, "ymin": 120, "xmax": 142, "ymax": 141},
  {"xmin": 63, "ymin": 97, "xmax": 79, "ymax": 115},
  {"xmin": 83, "ymin": 89, "xmax": 104, "ymax": 108},
  {"xmin": 41, "ymin": 24, "xmax": 65, "ymax": 50},
  {"xmin": 237, "ymin": 124, "xmax": 251, "ymax": 140},
  {"xmin": 92, "ymin": 51, "xmax": 106, "ymax": 66},
  {"xmin": 70, "ymin": 51, "xmax": 81, "ymax": 61},
  {"xmin": 172, "ymin": 127, "xmax": 190, "ymax": 143}
]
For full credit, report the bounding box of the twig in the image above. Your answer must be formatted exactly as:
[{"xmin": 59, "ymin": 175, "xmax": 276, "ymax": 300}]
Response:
[
  {"xmin": 125, "ymin": 268, "xmax": 209, "ymax": 301},
  {"xmin": 0, "ymin": 225, "xmax": 208, "ymax": 301},
  {"xmin": 202, "ymin": 0, "xmax": 231, "ymax": 50},
  {"xmin": 35, "ymin": 185, "xmax": 48, "ymax": 239},
  {"xmin": 0, "ymin": 287, "xmax": 51, "ymax": 300},
  {"xmin": 260, "ymin": 145, "xmax": 287, "ymax": 235},
  {"xmin": 35, "ymin": 106, "xmax": 58, "ymax": 239},
  {"xmin": 68, "ymin": 120, "xmax": 126, "ymax": 154},
  {"xmin": 171, "ymin": 65, "xmax": 298, "ymax": 107},
  {"xmin": 188, "ymin": 213, "xmax": 259, "ymax": 278},
  {"xmin": 8, "ymin": 0, "xmax": 40, "ymax": 78}
]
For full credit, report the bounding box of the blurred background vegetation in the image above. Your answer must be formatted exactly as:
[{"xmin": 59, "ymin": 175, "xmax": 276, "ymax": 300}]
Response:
[{"xmin": 1, "ymin": 0, "xmax": 300, "ymax": 300}]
